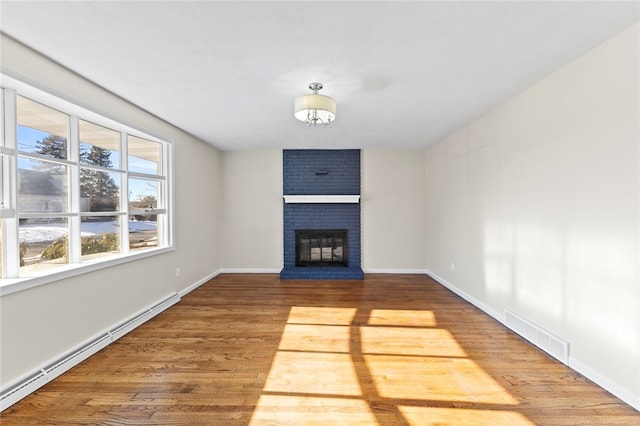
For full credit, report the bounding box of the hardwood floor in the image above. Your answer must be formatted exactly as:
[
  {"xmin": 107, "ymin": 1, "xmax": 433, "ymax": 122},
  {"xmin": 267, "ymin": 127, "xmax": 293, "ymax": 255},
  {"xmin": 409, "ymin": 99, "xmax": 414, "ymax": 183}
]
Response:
[{"xmin": 2, "ymin": 274, "xmax": 638, "ymax": 425}]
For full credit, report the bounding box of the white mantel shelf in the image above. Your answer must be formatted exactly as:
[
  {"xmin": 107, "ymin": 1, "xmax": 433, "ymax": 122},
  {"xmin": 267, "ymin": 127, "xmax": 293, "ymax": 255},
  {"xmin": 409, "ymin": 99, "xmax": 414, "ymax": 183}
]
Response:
[{"xmin": 283, "ymin": 195, "xmax": 360, "ymax": 204}]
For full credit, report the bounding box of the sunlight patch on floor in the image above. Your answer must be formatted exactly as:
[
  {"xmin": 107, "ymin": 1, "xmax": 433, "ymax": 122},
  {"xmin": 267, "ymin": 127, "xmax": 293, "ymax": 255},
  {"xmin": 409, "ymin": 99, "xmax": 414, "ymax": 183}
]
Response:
[
  {"xmin": 364, "ymin": 355, "xmax": 519, "ymax": 404},
  {"xmin": 263, "ymin": 351, "xmax": 362, "ymax": 397},
  {"xmin": 252, "ymin": 305, "xmax": 523, "ymax": 425},
  {"xmin": 368, "ymin": 309, "xmax": 437, "ymax": 327},
  {"xmin": 399, "ymin": 406, "xmax": 535, "ymax": 425},
  {"xmin": 249, "ymin": 395, "xmax": 376, "ymax": 425},
  {"xmin": 278, "ymin": 324, "xmax": 351, "ymax": 353},
  {"xmin": 360, "ymin": 326, "xmax": 467, "ymax": 357},
  {"xmin": 287, "ymin": 306, "xmax": 356, "ymax": 325}
]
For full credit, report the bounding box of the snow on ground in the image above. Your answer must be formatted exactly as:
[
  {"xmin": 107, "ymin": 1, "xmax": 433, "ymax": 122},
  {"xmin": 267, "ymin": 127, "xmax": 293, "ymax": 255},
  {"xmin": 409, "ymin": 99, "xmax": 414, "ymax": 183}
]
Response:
[{"xmin": 19, "ymin": 221, "xmax": 157, "ymax": 243}]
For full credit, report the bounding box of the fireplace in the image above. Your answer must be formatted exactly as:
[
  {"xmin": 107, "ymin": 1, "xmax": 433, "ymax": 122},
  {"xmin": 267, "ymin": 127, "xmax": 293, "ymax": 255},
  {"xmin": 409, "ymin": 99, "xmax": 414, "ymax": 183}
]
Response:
[
  {"xmin": 280, "ymin": 149, "xmax": 364, "ymax": 280},
  {"xmin": 296, "ymin": 230, "xmax": 347, "ymax": 267}
]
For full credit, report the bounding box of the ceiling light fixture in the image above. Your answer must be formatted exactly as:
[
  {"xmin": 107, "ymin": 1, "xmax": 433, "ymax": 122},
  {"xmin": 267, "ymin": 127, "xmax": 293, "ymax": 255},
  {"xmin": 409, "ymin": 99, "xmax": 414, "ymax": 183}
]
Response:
[{"xmin": 294, "ymin": 82, "xmax": 336, "ymax": 126}]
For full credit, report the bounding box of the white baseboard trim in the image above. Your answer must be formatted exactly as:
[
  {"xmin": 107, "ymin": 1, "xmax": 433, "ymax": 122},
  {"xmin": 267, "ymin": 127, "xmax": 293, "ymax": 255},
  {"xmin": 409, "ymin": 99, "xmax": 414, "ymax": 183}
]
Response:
[
  {"xmin": 0, "ymin": 291, "xmax": 181, "ymax": 412},
  {"xmin": 425, "ymin": 268, "xmax": 640, "ymax": 413},
  {"xmin": 219, "ymin": 268, "xmax": 432, "ymax": 275},
  {"xmin": 425, "ymin": 269, "xmax": 504, "ymax": 324},
  {"xmin": 220, "ymin": 268, "xmax": 435, "ymax": 275},
  {"xmin": 569, "ymin": 356, "xmax": 640, "ymax": 412},
  {"xmin": 1, "ymin": 268, "xmax": 222, "ymax": 412},
  {"xmin": 363, "ymin": 268, "xmax": 429, "ymax": 274},
  {"xmin": 219, "ymin": 268, "xmax": 282, "ymax": 274},
  {"xmin": 178, "ymin": 269, "xmax": 221, "ymax": 297}
]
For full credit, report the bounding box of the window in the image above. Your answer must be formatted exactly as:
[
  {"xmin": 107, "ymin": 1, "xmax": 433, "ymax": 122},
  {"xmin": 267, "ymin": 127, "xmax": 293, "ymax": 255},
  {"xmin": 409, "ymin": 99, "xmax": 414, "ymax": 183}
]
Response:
[{"xmin": 0, "ymin": 79, "xmax": 173, "ymax": 289}]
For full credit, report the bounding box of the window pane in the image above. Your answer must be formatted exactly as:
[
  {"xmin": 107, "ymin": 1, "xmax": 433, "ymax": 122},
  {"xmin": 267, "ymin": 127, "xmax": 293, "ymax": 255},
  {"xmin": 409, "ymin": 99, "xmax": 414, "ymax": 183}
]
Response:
[
  {"xmin": 79, "ymin": 120, "xmax": 121, "ymax": 168},
  {"xmin": 81, "ymin": 216, "xmax": 121, "ymax": 260},
  {"xmin": 129, "ymin": 214, "xmax": 159, "ymax": 251},
  {"xmin": 128, "ymin": 178, "xmax": 159, "ymax": 210},
  {"xmin": 80, "ymin": 168, "xmax": 121, "ymax": 212},
  {"xmin": 128, "ymin": 135, "xmax": 160, "ymax": 175},
  {"xmin": 17, "ymin": 96, "xmax": 68, "ymax": 159},
  {"xmin": 19, "ymin": 217, "xmax": 69, "ymax": 273},
  {"xmin": 18, "ymin": 158, "xmax": 68, "ymax": 213}
]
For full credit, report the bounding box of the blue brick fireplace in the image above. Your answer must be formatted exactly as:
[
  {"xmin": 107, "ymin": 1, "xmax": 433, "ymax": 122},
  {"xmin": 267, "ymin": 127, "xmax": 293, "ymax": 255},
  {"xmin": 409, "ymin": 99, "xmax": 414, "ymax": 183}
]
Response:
[{"xmin": 280, "ymin": 149, "xmax": 364, "ymax": 280}]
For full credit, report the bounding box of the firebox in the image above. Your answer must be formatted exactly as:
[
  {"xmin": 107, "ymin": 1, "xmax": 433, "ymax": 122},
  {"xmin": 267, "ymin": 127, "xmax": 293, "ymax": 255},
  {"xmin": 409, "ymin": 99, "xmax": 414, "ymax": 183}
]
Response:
[{"xmin": 296, "ymin": 230, "xmax": 347, "ymax": 267}]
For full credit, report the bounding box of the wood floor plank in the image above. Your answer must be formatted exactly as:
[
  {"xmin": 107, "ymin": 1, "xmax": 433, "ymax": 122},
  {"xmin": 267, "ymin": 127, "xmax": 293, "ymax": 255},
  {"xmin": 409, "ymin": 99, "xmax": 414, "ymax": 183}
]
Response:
[{"xmin": 1, "ymin": 274, "xmax": 638, "ymax": 425}]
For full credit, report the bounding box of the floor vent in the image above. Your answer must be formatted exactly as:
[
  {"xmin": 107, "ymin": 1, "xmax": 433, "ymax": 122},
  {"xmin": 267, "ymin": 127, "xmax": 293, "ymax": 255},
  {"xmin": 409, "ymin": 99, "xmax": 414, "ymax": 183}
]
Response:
[
  {"xmin": 505, "ymin": 310, "xmax": 569, "ymax": 365},
  {"xmin": 0, "ymin": 292, "xmax": 180, "ymax": 412}
]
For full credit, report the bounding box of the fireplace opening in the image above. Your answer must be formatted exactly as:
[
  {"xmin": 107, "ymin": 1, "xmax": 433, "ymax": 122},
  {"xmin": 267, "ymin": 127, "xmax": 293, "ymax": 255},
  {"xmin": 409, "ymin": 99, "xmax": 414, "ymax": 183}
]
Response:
[{"xmin": 295, "ymin": 229, "xmax": 348, "ymax": 267}]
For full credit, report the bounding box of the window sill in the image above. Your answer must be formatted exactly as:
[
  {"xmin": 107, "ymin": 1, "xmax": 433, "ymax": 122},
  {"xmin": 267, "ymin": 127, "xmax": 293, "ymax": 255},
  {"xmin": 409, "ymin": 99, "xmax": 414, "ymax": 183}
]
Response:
[{"xmin": 0, "ymin": 246, "xmax": 175, "ymax": 296}]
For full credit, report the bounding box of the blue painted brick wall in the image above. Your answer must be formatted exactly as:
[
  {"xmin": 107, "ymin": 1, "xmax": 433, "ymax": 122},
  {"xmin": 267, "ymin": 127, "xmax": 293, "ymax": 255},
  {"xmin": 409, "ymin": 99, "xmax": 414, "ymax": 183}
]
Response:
[
  {"xmin": 281, "ymin": 149, "xmax": 363, "ymax": 280},
  {"xmin": 283, "ymin": 149, "xmax": 360, "ymax": 195}
]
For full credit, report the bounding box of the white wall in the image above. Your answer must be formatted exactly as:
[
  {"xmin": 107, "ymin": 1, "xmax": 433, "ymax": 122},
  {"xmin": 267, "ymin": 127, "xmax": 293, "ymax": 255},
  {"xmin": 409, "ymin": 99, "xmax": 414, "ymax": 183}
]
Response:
[
  {"xmin": 218, "ymin": 149, "xmax": 428, "ymax": 273},
  {"xmin": 362, "ymin": 150, "xmax": 426, "ymax": 272},
  {"xmin": 425, "ymin": 23, "xmax": 639, "ymax": 408},
  {"xmin": 0, "ymin": 35, "xmax": 222, "ymax": 388},
  {"xmin": 221, "ymin": 150, "xmax": 283, "ymax": 271}
]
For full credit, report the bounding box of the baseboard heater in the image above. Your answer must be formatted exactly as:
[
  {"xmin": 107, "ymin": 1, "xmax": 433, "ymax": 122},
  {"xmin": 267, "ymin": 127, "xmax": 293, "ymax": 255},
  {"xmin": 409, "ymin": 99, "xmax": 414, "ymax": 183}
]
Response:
[
  {"xmin": 505, "ymin": 310, "xmax": 569, "ymax": 365},
  {"xmin": 0, "ymin": 292, "xmax": 181, "ymax": 412}
]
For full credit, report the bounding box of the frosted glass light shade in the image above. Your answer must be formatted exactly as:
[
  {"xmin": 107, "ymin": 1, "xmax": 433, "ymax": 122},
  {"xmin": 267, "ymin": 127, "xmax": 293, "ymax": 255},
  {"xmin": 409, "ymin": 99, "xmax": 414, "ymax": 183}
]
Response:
[{"xmin": 294, "ymin": 94, "xmax": 336, "ymax": 123}]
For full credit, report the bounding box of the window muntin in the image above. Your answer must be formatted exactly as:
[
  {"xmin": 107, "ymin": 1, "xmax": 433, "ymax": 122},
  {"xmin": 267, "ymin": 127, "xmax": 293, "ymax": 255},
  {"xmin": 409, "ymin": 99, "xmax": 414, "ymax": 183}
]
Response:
[
  {"xmin": 128, "ymin": 135, "xmax": 160, "ymax": 175},
  {"xmin": 17, "ymin": 96, "xmax": 68, "ymax": 160},
  {"xmin": 0, "ymin": 153, "xmax": 12, "ymax": 215},
  {"xmin": 1, "ymin": 88, "xmax": 17, "ymax": 219},
  {"xmin": 0, "ymin": 155, "xmax": 5, "ymax": 211}
]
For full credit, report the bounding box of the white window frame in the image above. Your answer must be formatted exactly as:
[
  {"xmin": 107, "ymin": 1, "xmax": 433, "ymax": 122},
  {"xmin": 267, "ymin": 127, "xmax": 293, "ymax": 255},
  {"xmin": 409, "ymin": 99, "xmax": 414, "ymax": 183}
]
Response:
[{"xmin": 0, "ymin": 75, "xmax": 175, "ymax": 296}]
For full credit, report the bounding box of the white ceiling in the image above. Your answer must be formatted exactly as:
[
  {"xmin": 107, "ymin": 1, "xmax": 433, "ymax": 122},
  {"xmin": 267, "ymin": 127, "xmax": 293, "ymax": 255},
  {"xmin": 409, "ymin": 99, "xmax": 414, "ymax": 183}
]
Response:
[{"xmin": 1, "ymin": 1, "xmax": 638, "ymax": 151}]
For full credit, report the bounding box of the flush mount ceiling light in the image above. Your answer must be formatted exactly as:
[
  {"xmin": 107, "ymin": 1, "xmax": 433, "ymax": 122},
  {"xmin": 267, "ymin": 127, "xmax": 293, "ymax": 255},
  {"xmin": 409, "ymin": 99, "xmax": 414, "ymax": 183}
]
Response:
[{"xmin": 294, "ymin": 82, "xmax": 336, "ymax": 126}]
